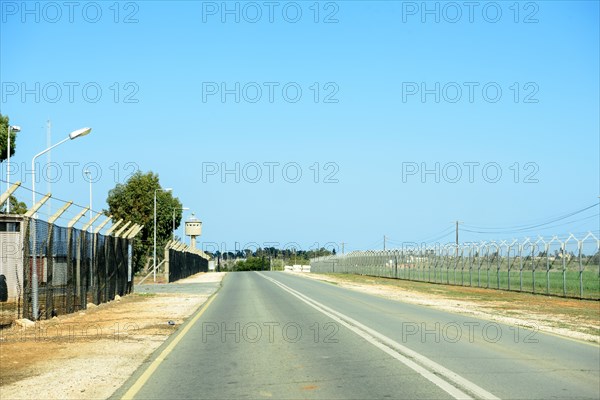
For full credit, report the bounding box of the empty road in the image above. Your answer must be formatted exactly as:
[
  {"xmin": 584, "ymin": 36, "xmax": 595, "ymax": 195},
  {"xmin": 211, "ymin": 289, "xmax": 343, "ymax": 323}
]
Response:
[{"xmin": 115, "ymin": 272, "xmax": 600, "ymax": 399}]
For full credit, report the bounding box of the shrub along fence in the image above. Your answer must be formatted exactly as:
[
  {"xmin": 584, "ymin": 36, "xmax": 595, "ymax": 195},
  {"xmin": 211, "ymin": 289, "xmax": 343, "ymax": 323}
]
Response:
[{"xmin": 310, "ymin": 233, "xmax": 600, "ymax": 300}]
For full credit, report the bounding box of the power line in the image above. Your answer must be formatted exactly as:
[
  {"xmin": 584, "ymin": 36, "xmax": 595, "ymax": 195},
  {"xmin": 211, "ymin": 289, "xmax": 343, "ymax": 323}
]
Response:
[
  {"xmin": 415, "ymin": 225, "xmax": 455, "ymax": 243},
  {"xmin": 462, "ymin": 213, "xmax": 599, "ymax": 235},
  {"xmin": 365, "ymin": 238, "xmax": 383, "ymax": 250},
  {"xmin": 462, "ymin": 203, "xmax": 599, "ymax": 233},
  {"xmin": 426, "ymin": 230, "xmax": 455, "ymax": 244}
]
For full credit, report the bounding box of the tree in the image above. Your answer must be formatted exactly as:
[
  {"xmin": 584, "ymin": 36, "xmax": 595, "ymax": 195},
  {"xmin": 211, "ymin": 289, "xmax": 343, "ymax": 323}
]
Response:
[
  {"xmin": 0, "ymin": 113, "xmax": 15, "ymax": 162},
  {"xmin": 0, "ymin": 113, "xmax": 28, "ymax": 215},
  {"xmin": 0, "ymin": 196, "xmax": 28, "ymax": 214},
  {"xmin": 235, "ymin": 257, "xmax": 269, "ymax": 271},
  {"xmin": 106, "ymin": 171, "xmax": 182, "ymax": 273}
]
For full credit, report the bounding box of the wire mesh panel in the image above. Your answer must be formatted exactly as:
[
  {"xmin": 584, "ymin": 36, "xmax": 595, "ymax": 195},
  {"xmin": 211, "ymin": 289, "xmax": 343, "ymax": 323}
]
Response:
[
  {"xmin": 23, "ymin": 218, "xmax": 50, "ymax": 320},
  {"xmin": 105, "ymin": 235, "xmax": 117, "ymax": 301},
  {"xmin": 169, "ymin": 249, "xmax": 209, "ymax": 282},
  {"xmin": 3, "ymin": 216, "xmax": 134, "ymax": 322},
  {"xmin": 95, "ymin": 234, "xmax": 107, "ymax": 305}
]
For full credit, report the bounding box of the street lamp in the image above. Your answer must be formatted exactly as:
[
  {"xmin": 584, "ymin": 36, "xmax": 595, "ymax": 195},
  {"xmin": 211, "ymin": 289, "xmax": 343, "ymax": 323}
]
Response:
[
  {"xmin": 84, "ymin": 170, "xmax": 93, "ymax": 229},
  {"xmin": 154, "ymin": 187, "xmax": 173, "ymax": 282},
  {"xmin": 30, "ymin": 126, "xmax": 91, "ymax": 320},
  {"xmin": 6, "ymin": 124, "xmax": 21, "ymax": 213},
  {"xmin": 173, "ymin": 206, "xmax": 190, "ymax": 240},
  {"xmin": 31, "ymin": 127, "xmax": 92, "ymax": 212}
]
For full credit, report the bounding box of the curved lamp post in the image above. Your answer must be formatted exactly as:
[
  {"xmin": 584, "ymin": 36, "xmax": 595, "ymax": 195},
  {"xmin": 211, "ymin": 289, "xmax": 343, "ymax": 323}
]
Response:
[
  {"xmin": 30, "ymin": 127, "xmax": 91, "ymax": 320},
  {"xmin": 31, "ymin": 127, "xmax": 92, "ymax": 210}
]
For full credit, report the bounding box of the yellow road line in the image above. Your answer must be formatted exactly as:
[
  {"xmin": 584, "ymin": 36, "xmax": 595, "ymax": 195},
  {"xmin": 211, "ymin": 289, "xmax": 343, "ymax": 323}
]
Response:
[{"xmin": 121, "ymin": 294, "xmax": 218, "ymax": 400}]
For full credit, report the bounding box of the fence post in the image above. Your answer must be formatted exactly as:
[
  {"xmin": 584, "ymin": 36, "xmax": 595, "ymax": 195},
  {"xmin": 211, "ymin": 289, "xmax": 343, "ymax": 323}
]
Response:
[
  {"xmin": 477, "ymin": 245, "xmax": 482, "ymax": 288},
  {"xmin": 164, "ymin": 241, "xmax": 171, "ymax": 283},
  {"xmin": 24, "ymin": 194, "xmax": 51, "ymax": 320},
  {"xmin": 562, "ymin": 241, "xmax": 567, "ymax": 297},
  {"xmin": 545, "ymin": 243, "xmax": 550, "ymax": 295},
  {"xmin": 467, "ymin": 246, "xmax": 472, "ymax": 287},
  {"xmin": 20, "ymin": 217, "xmax": 31, "ymax": 319},
  {"xmin": 41, "ymin": 222, "xmax": 53, "ymax": 319},
  {"xmin": 578, "ymin": 241, "xmax": 583, "ymax": 299},
  {"xmin": 454, "ymin": 246, "xmax": 458, "ymax": 285},
  {"xmin": 496, "ymin": 246, "xmax": 501, "ymax": 289},
  {"xmin": 507, "ymin": 245, "xmax": 511, "ymax": 291},
  {"xmin": 519, "ymin": 244, "xmax": 523, "ymax": 292},
  {"xmin": 94, "ymin": 216, "xmax": 112, "ymax": 303},
  {"xmin": 68, "ymin": 208, "xmax": 88, "ymax": 312},
  {"xmin": 531, "ymin": 243, "xmax": 537, "ymax": 294}
]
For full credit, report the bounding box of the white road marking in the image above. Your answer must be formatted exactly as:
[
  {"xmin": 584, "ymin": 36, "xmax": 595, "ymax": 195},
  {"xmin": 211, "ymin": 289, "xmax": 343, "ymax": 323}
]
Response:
[{"xmin": 257, "ymin": 272, "xmax": 500, "ymax": 400}]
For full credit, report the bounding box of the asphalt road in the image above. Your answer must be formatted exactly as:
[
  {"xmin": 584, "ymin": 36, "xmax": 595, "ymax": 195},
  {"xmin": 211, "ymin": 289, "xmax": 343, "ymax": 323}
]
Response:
[{"xmin": 115, "ymin": 272, "xmax": 600, "ymax": 400}]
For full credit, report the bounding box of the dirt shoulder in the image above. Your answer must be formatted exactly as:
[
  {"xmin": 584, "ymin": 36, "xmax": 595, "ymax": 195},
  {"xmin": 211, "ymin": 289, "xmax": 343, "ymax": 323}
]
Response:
[
  {"xmin": 0, "ymin": 272, "xmax": 226, "ymax": 400},
  {"xmin": 289, "ymin": 272, "xmax": 600, "ymax": 344}
]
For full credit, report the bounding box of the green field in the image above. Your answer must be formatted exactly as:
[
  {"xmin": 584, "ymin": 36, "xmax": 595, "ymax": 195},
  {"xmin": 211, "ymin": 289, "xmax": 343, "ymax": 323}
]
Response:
[{"xmin": 411, "ymin": 268, "xmax": 599, "ymax": 299}]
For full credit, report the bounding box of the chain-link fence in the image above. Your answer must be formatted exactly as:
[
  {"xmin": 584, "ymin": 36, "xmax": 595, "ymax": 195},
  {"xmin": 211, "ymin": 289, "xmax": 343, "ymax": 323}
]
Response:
[
  {"xmin": 310, "ymin": 233, "xmax": 600, "ymax": 300},
  {"xmin": 1, "ymin": 215, "xmax": 134, "ymax": 325}
]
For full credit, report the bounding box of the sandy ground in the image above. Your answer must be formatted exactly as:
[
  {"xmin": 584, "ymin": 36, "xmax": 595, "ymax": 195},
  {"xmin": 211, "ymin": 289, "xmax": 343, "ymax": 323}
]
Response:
[
  {"xmin": 0, "ymin": 272, "xmax": 226, "ymax": 400},
  {"xmin": 287, "ymin": 271, "xmax": 600, "ymax": 344}
]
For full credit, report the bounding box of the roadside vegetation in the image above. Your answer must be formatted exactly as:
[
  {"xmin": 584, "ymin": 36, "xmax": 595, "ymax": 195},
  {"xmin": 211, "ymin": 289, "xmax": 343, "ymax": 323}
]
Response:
[{"xmin": 213, "ymin": 247, "xmax": 334, "ymax": 271}]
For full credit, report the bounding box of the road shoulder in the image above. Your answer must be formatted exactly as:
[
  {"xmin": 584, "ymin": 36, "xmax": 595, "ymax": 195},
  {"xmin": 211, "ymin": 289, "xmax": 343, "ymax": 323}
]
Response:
[
  {"xmin": 286, "ymin": 271, "xmax": 599, "ymax": 345},
  {"xmin": 0, "ymin": 272, "xmax": 226, "ymax": 400}
]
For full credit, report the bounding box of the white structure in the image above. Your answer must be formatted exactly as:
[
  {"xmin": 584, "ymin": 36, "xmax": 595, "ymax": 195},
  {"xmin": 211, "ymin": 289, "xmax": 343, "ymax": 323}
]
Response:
[
  {"xmin": 0, "ymin": 215, "xmax": 24, "ymax": 301},
  {"xmin": 284, "ymin": 264, "xmax": 311, "ymax": 273},
  {"xmin": 185, "ymin": 213, "xmax": 202, "ymax": 249}
]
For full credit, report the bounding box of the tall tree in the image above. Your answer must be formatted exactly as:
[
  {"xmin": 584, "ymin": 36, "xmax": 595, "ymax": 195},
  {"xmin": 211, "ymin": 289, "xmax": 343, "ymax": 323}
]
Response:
[
  {"xmin": 0, "ymin": 113, "xmax": 28, "ymax": 214},
  {"xmin": 0, "ymin": 113, "xmax": 14, "ymax": 162},
  {"xmin": 0, "ymin": 196, "xmax": 28, "ymax": 214},
  {"xmin": 106, "ymin": 171, "xmax": 182, "ymax": 273}
]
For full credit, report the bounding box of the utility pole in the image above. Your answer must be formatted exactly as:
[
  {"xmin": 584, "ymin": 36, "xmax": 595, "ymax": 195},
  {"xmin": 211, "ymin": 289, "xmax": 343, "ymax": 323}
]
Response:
[
  {"xmin": 455, "ymin": 221, "xmax": 459, "ymax": 248},
  {"xmin": 340, "ymin": 242, "xmax": 345, "ymax": 255},
  {"xmin": 383, "ymin": 235, "xmax": 386, "ymax": 251},
  {"xmin": 454, "ymin": 220, "xmax": 463, "ymax": 256}
]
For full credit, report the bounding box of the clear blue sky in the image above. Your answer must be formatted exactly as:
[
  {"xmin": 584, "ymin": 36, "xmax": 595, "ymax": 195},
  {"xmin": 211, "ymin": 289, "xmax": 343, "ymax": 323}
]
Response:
[{"xmin": 1, "ymin": 1, "xmax": 599, "ymax": 252}]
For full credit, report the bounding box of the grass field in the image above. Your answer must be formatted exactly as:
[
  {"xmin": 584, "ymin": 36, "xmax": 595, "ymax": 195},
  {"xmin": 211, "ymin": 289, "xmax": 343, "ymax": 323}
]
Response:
[{"xmin": 415, "ymin": 268, "xmax": 599, "ymax": 299}]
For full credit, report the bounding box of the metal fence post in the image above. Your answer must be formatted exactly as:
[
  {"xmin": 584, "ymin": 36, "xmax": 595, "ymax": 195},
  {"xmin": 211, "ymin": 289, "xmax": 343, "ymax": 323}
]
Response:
[
  {"xmin": 164, "ymin": 241, "xmax": 171, "ymax": 283},
  {"xmin": 21, "ymin": 217, "xmax": 31, "ymax": 319},
  {"xmin": 578, "ymin": 240, "xmax": 583, "ymax": 299},
  {"xmin": 562, "ymin": 241, "xmax": 567, "ymax": 297},
  {"xmin": 546, "ymin": 243, "xmax": 550, "ymax": 295},
  {"xmin": 496, "ymin": 245, "xmax": 501, "ymax": 289}
]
